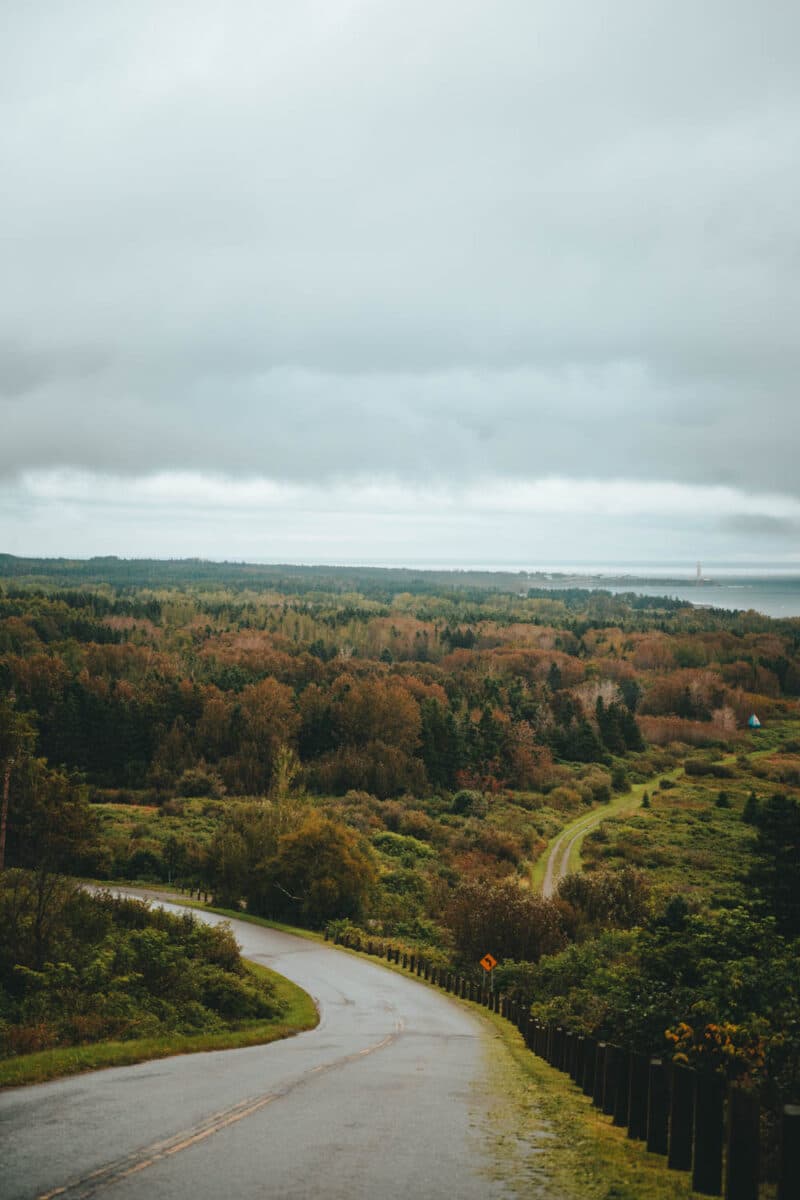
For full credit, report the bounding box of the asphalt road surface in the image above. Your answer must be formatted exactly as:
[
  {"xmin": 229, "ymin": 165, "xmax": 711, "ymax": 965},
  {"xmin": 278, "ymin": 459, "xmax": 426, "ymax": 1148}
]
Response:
[{"xmin": 1, "ymin": 901, "xmax": 533, "ymax": 1200}]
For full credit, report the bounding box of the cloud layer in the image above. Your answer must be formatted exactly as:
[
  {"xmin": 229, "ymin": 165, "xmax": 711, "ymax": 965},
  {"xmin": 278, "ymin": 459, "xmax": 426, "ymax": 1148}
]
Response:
[{"xmin": 2, "ymin": 2, "xmax": 799, "ymax": 559}]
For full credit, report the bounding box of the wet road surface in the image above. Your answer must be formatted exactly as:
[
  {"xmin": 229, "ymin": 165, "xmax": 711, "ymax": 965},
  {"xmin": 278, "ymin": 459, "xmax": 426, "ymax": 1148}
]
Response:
[{"xmin": 1, "ymin": 902, "xmax": 530, "ymax": 1200}]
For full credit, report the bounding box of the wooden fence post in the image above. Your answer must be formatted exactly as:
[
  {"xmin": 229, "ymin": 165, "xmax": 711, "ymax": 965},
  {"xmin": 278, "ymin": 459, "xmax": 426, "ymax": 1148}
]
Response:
[
  {"xmin": 668, "ymin": 1062, "xmax": 695, "ymax": 1171},
  {"xmin": 627, "ymin": 1051, "xmax": 649, "ymax": 1140},
  {"xmin": 613, "ymin": 1048, "xmax": 630, "ymax": 1128},
  {"xmin": 693, "ymin": 1071, "xmax": 725, "ymax": 1196},
  {"xmin": 646, "ymin": 1058, "xmax": 669, "ymax": 1155},
  {"xmin": 725, "ymin": 1087, "xmax": 759, "ymax": 1200},
  {"xmin": 603, "ymin": 1045, "xmax": 620, "ymax": 1117},
  {"xmin": 778, "ymin": 1104, "xmax": 800, "ymax": 1200},
  {"xmin": 582, "ymin": 1037, "xmax": 597, "ymax": 1097},
  {"xmin": 564, "ymin": 1031, "xmax": 574, "ymax": 1076},
  {"xmin": 574, "ymin": 1036, "xmax": 586, "ymax": 1086},
  {"xmin": 592, "ymin": 1044, "xmax": 607, "ymax": 1108}
]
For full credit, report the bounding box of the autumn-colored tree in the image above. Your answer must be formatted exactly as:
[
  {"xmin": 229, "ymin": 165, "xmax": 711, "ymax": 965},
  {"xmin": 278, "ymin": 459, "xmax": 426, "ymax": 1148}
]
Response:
[
  {"xmin": 445, "ymin": 877, "xmax": 570, "ymax": 964},
  {"xmin": 330, "ymin": 675, "xmax": 421, "ymax": 749},
  {"xmin": 557, "ymin": 866, "xmax": 650, "ymax": 932},
  {"xmin": 251, "ymin": 814, "xmax": 377, "ymax": 926}
]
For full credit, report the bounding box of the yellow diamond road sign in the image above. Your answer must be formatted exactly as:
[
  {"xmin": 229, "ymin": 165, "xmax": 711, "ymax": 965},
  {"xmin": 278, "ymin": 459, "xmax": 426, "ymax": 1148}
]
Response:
[{"xmin": 480, "ymin": 953, "xmax": 497, "ymax": 972}]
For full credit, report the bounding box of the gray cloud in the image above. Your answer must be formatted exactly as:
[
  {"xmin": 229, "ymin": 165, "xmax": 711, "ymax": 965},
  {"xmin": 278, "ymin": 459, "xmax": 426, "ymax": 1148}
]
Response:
[
  {"xmin": 1, "ymin": 1, "xmax": 799, "ymax": 504},
  {"xmin": 720, "ymin": 514, "xmax": 800, "ymax": 538}
]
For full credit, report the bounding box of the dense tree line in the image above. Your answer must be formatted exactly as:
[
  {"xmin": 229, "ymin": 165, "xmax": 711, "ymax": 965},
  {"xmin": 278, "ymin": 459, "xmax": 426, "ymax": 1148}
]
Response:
[{"xmin": 2, "ymin": 568, "xmax": 798, "ymax": 800}]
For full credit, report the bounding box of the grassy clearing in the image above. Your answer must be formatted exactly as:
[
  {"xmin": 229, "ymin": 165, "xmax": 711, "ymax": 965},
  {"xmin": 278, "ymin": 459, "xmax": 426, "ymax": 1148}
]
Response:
[
  {"xmin": 0, "ymin": 960, "xmax": 318, "ymax": 1090},
  {"xmin": 580, "ymin": 735, "xmax": 800, "ymax": 906}
]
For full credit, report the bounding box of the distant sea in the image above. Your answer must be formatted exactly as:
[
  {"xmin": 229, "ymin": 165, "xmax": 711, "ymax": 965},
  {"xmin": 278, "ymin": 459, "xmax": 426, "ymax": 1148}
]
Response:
[
  {"xmin": 336, "ymin": 561, "xmax": 800, "ymax": 619},
  {"xmin": 540, "ymin": 574, "xmax": 800, "ymax": 620}
]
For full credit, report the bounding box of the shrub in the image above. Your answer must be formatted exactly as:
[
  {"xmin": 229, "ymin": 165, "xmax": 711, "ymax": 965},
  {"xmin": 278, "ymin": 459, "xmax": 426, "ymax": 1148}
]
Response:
[
  {"xmin": 176, "ymin": 765, "xmax": 226, "ymax": 798},
  {"xmin": 611, "ymin": 766, "xmax": 630, "ymax": 793},
  {"xmin": 372, "ymin": 831, "xmax": 435, "ymax": 860},
  {"xmin": 452, "ymin": 789, "xmax": 486, "ymax": 816},
  {"xmin": 558, "ymin": 866, "xmax": 650, "ymax": 931},
  {"xmin": 742, "ymin": 792, "xmax": 760, "ymax": 825},
  {"xmin": 685, "ymin": 759, "xmax": 734, "ymax": 779},
  {"xmin": 445, "ymin": 877, "xmax": 570, "ymax": 964}
]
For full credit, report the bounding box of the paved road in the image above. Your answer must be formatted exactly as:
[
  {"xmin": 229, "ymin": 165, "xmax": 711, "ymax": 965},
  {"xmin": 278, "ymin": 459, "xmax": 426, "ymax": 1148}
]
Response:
[{"xmin": 1, "ymin": 901, "xmax": 530, "ymax": 1200}]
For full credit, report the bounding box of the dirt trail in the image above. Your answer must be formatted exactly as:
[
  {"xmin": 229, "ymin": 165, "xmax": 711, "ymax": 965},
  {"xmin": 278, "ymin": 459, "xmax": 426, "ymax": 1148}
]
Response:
[{"xmin": 537, "ymin": 766, "xmax": 684, "ymax": 898}]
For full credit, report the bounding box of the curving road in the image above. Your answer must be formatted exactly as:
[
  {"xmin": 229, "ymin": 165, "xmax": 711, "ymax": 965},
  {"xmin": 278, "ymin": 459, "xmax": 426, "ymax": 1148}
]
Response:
[{"xmin": 1, "ymin": 901, "xmax": 532, "ymax": 1200}]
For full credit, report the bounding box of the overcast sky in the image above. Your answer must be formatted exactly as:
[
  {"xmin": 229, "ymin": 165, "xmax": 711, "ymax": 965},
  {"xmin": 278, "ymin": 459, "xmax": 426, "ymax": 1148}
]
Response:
[{"xmin": 2, "ymin": 1, "xmax": 799, "ymax": 567}]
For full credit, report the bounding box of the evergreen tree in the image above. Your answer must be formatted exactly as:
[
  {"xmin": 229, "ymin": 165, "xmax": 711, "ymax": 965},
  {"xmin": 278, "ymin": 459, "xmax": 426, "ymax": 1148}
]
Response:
[
  {"xmin": 748, "ymin": 793, "xmax": 800, "ymax": 935},
  {"xmin": 742, "ymin": 791, "xmax": 760, "ymax": 824}
]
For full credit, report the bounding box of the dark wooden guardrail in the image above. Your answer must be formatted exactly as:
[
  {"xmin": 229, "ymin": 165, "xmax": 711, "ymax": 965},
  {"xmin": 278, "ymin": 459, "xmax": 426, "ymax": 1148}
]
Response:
[{"xmin": 324, "ymin": 928, "xmax": 798, "ymax": 1198}]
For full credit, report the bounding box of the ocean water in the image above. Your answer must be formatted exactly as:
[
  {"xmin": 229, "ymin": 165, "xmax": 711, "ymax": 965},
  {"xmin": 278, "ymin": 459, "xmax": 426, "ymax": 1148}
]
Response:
[
  {"xmin": 354, "ymin": 561, "xmax": 800, "ymax": 619},
  {"xmin": 518, "ymin": 565, "xmax": 800, "ymax": 619},
  {"xmin": 551, "ymin": 576, "xmax": 800, "ymax": 620}
]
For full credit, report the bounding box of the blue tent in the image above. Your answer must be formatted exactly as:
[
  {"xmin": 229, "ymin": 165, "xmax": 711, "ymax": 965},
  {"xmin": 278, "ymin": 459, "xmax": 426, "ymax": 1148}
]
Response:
[{"xmin": 748, "ymin": 713, "xmax": 761, "ymax": 729}]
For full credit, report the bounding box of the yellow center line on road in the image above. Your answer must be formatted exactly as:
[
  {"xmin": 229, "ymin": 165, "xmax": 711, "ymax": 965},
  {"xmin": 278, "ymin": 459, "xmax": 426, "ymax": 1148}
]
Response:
[{"xmin": 36, "ymin": 1021, "xmax": 404, "ymax": 1200}]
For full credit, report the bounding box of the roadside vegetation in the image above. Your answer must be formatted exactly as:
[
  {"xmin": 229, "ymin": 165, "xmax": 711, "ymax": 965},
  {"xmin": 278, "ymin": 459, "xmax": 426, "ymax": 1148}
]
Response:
[{"xmin": 0, "ymin": 879, "xmax": 317, "ymax": 1087}]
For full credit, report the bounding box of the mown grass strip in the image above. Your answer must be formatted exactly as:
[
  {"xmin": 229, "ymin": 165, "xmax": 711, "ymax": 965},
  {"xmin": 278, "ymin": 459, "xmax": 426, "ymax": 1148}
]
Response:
[
  {"xmin": 0, "ymin": 960, "xmax": 318, "ymax": 1090},
  {"xmin": 478, "ymin": 1007, "xmax": 701, "ymax": 1200}
]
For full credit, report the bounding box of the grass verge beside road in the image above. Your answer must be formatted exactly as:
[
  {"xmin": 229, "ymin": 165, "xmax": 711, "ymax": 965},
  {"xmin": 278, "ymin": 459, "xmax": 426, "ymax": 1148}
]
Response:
[
  {"xmin": 0, "ymin": 960, "xmax": 318, "ymax": 1090},
  {"xmin": 480, "ymin": 1007, "xmax": 699, "ymax": 1200}
]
